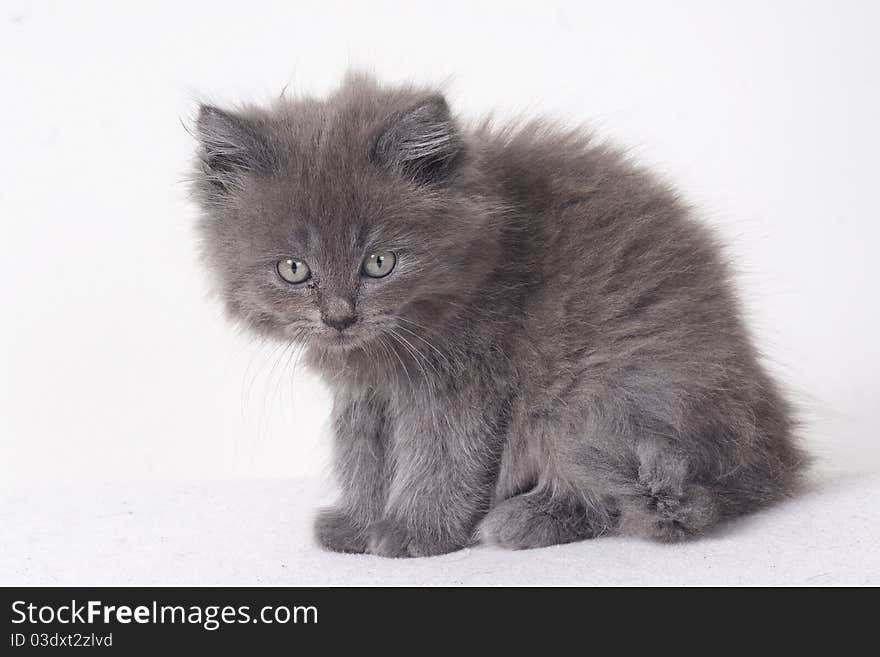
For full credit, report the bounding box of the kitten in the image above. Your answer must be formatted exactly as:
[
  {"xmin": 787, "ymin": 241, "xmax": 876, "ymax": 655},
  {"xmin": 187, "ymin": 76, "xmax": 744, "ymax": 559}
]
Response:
[{"xmin": 191, "ymin": 73, "xmax": 806, "ymax": 557}]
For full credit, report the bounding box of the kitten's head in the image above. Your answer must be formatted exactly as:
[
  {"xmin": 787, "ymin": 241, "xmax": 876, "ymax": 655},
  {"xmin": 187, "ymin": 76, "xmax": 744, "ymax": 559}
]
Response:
[{"xmin": 191, "ymin": 75, "xmax": 498, "ymax": 353}]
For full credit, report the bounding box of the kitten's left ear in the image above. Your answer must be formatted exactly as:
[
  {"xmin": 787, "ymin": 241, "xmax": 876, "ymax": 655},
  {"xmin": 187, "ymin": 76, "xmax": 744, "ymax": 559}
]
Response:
[
  {"xmin": 372, "ymin": 95, "xmax": 464, "ymax": 184},
  {"xmin": 195, "ymin": 105, "xmax": 272, "ymax": 192}
]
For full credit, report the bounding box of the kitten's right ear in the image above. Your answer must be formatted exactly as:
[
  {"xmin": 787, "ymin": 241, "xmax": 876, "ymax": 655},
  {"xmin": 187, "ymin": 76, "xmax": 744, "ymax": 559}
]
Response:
[
  {"xmin": 195, "ymin": 105, "xmax": 271, "ymax": 193},
  {"xmin": 372, "ymin": 95, "xmax": 464, "ymax": 185}
]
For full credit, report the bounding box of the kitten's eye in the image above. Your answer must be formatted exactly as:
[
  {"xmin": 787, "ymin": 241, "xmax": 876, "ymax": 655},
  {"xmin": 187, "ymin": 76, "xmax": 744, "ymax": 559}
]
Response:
[
  {"xmin": 276, "ymin": 258, "xmax": 311, "ymax": 284},
  {"xmin": 362, "ymin": 251, "xmax": 397, "ymax": 278}
]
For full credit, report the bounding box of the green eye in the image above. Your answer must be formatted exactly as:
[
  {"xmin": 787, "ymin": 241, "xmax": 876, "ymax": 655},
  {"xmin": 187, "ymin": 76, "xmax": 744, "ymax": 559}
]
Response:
[
  {"xmin": 362, "ymin": 251, "xmax": 397, "ymax": 278},
  {"xmin": 276, "ymin": 258, "xmax": 311, "ymax": 284}
]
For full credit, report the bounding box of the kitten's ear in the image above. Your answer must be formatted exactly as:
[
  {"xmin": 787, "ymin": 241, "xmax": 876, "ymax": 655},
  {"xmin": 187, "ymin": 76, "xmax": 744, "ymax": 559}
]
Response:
[
  {"xmin": 195, "ymin": 105, "xmax": 271, "ymax": 192},
  {"xmin": 372, "ymin": 95, "xmax": 464, "ymax": 184}
]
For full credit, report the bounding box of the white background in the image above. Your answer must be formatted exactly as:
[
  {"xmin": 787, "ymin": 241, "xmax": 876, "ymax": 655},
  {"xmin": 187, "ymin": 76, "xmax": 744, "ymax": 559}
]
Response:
[{"xmin": 1, "ymin": 1, "xmax": 879, "ymax": 584}]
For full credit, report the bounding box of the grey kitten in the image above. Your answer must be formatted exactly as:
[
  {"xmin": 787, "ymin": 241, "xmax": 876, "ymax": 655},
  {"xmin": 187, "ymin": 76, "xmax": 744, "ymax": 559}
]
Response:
[{"xmin": 191, "ymin": 73, "xmax": 806, "ymax": 557}]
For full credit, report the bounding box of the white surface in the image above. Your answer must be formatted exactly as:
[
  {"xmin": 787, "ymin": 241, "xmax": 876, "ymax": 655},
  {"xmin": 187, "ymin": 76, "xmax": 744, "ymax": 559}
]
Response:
[
  {"xmin": 3, "ymin": 468, "xmax": 878, "ymax": 586},
  {"xmin": 2, "ymin": 1, "xmax": 879, "ymax": 585}
]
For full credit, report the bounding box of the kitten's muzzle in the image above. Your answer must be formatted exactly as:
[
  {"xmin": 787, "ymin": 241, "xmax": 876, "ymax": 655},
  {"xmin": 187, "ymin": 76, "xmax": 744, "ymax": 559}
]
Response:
[
  {"xmin": 322, "ymin": 314, "xmax": 358, "ymax": 332},
  {"xmin": 320, "ymin": 295, "xmax": 358, "ymax": 332}
]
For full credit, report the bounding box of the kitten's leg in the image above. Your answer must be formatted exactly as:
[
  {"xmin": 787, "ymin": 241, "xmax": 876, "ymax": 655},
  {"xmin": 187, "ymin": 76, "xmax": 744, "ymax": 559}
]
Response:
[
  {"xmin": 615, "ymin": 440, "xmax": 721, "ymax": 542},
  {"xmin": 479, "ymin": 488, "xmax": 614, "ymax": 550},
  {"xmin": 314, "ymin": 388, "xmax": 389, "ymax": 554},
  {"xmin": 367, "ymin": 391, "xmax": 502, "ymax": 558}
]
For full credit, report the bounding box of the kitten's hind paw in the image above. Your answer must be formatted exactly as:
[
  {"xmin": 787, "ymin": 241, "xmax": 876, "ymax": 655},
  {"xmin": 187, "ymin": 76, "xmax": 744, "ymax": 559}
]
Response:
[
  {"xmin": 479, "ymin": 491, "xmax": 609, "ymax": 550},
  {"xmin": 618, "ymin": 477, "xmax": 721, "ymax": 543},
  {"xmin": 616, "ymin": 442, "xmax": 724, "ymax": 542},
  {"xmin": 313, "ymin": 507, "xmax": 368, "ymax": 554}
]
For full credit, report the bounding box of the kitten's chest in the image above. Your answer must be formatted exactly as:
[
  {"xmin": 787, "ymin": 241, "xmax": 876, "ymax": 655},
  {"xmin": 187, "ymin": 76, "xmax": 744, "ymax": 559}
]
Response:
[{"xmin": 385, "ymin": 383, "xmax": 442, "ymax": 427}]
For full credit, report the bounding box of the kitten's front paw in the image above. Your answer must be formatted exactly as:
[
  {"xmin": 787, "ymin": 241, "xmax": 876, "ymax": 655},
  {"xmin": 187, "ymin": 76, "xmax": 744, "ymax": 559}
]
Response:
[
  {"xmin": 480, "ymin": 493, "xmax": 604, "ymax": 549},
  {"xmin": 314, "ymin": 507, "xmax": 368, "ymax": 554},
  {"xmin": 366, "ymin": 519, "xmax": 413, "ymax": 558},
  {"xmin": 366, "ymin": 519, "xmax": 463, "ymax": 558}
]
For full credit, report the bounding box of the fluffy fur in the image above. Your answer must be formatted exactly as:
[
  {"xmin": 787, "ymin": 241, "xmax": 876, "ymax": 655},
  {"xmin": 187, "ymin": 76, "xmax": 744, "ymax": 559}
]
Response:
[{"xmin": 191, "ymin": 73, "xmax": 806, "ymax": 557}]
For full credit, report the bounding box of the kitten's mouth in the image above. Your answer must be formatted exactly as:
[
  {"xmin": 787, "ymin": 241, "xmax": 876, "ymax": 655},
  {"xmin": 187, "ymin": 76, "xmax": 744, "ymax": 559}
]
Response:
[{"xmin": 317, "ymin": 330, "xmax": 361, "ymax": 350}]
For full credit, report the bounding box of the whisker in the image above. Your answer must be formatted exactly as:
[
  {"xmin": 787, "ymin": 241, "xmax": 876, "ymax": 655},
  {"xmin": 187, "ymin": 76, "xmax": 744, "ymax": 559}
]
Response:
[
  {"xmin": 390, "ymin": 327, "xmax": 441, "ymax": 380},
  {"xmin": 379, "ymin": 333, "xmax": 413, "ymax": 389},
  {"xmin": 388, "ymin": 328, "xmax": 436, "ymax": 396},
  {"xmin": 395, "ymin": 322, "xmax": 452, "ymax": 368}
]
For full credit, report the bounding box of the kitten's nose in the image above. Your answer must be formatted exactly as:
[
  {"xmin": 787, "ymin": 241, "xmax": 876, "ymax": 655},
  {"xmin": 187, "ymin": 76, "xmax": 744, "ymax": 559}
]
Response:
[
  {"xmin": 321, "ymin": 296, "xmax": 357, "ymax": 332},
  {"xmin": 323, "ymin": 315, "xmax": 357, "ymax": 331}
]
